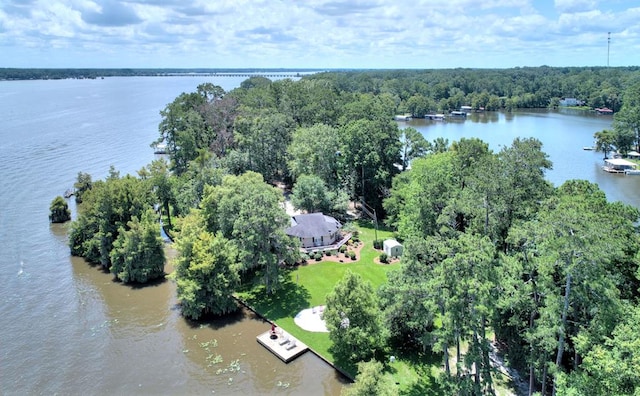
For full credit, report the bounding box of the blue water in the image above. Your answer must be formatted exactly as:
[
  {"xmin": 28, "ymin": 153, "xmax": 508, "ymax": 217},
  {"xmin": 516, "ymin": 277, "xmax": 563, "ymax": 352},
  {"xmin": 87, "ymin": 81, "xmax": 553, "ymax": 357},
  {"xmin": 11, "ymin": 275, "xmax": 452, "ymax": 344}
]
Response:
[{"xmin": 405, "ymin": 109, "xmax": 640, "ymax": 207}]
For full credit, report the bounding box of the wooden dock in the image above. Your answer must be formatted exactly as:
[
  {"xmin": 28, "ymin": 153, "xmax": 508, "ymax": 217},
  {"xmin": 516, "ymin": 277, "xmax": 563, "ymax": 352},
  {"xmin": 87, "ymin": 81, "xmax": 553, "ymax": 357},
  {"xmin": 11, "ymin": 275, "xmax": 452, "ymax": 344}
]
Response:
[{"xmin": 256, "ymin": 330, "xmax": 308, "ymax": 363}]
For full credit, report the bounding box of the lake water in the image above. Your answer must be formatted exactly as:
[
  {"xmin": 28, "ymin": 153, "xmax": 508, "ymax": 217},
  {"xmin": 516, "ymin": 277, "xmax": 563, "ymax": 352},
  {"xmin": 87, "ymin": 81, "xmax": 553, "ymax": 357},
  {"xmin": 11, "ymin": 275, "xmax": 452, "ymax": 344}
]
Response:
[
  {"xmin": 405, "ymin": 110, "xmax": 640, "ymax": 208},
  {"xmin": 1, "ymin": 77, "xmax": 638, "ymax": 395},
  {"xmin": 0, "ymin": 76, "xmax": 347, "ymax": 395}
]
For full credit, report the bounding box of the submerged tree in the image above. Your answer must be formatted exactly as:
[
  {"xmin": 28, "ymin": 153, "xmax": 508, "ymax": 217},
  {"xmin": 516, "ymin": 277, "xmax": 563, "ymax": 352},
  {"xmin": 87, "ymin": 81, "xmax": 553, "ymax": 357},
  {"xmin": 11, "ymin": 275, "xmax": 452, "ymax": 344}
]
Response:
[{"xmin": 49, "ymin": 196, "xmax": 71, "ymax": 223}]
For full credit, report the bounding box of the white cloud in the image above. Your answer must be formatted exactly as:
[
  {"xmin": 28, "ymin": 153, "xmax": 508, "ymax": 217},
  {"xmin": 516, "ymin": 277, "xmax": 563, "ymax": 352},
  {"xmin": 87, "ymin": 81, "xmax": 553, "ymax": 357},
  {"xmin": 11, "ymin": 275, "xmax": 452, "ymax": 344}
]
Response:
[
  {"xmin": 554, "ymin": 0, "xmax": 598, "ymax": 13},
  {"xmin": 0, "ymin": 0, "xmax": 639, "ymax": 68}
]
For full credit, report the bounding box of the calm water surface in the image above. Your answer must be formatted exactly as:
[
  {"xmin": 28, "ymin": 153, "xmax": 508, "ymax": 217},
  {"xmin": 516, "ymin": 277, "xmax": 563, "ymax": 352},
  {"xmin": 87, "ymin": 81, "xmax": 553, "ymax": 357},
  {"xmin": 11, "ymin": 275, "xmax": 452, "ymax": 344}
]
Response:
[
  {"xmin": 0, "ymin": 76, "xmax": 347, "ymax": 395},
  {"xmin": 1, "ymin": 77, "xmax": 639, "ymax": 395},
  {"xmin": 405, "ymin": 109, "xmax": 640, "ymax": 207}
]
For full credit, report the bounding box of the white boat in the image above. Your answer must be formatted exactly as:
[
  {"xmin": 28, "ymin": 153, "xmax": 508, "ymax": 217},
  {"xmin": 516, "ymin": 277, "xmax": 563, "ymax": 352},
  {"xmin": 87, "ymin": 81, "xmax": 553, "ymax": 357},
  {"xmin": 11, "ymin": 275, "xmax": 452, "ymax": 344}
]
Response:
[
  {"xmin": 583, "ymin": 146, "xmax": 594, "ymax": 150},
  {"xmin": 624, "ymin": 169, "xmax": 640, "ymax": 175},
  {"xmin": 153, "ymin": 143, "xmax": 167, "ymax": 154}
]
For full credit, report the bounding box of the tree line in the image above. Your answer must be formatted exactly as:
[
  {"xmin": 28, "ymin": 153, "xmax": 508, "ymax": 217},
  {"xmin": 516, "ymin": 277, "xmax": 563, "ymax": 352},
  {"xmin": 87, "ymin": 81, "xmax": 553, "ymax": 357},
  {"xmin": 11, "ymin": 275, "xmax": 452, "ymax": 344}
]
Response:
[{"xmin": 65, "ymin": 68, "xmax": 640, "ymax": 395}]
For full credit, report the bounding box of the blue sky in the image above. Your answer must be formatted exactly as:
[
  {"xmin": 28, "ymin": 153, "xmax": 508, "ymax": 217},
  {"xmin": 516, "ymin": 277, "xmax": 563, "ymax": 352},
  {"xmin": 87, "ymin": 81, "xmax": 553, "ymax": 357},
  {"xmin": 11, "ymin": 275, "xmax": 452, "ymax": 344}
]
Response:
[{"xmin": 1, "ymin": 0, "xmax": 638, "ymax": 69}]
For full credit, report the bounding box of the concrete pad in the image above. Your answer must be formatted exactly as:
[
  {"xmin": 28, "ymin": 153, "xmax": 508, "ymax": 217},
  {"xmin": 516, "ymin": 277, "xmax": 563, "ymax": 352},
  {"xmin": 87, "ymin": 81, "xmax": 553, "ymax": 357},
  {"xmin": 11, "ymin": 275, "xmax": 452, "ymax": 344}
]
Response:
[{"xmin": 256, "ymin": 330, "xmax": 308, "ymax": 363}]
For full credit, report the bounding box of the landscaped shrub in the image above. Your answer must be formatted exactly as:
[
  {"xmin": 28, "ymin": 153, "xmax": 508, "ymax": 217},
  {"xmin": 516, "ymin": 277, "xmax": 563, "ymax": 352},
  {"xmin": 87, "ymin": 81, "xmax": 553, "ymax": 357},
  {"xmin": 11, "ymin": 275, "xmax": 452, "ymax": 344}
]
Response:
[
  {"xmin": 314, "ymin": 252, "xmax": 323, "ymax": 261},
  {"xmin": 325, "ymin": 250, "xmax": 332, "ymax": 256},
  {"xmin": 349, "ymin": 251, "xmax": 357, "ymax": 260},
  {"xmin": 351, "ymin": 236, "xmax": 360, "ymax": 243},
  {"xmin": 373, "ymin": 239, "xmax": 383, "ymax": 250},
  {"xmin": 339, "ymin": 245, "xmax": 347, "ymax": 253},
  {"xmin": 379, "ymin": 253, "xmax": 389, "ymax": 264},
  {"xmin": 301, "ymin": 253, "xmax": 309, "ymax": 263},
  {"xmin": 330, "ymin": 249, "xmax": 338, "ymax": 256}
]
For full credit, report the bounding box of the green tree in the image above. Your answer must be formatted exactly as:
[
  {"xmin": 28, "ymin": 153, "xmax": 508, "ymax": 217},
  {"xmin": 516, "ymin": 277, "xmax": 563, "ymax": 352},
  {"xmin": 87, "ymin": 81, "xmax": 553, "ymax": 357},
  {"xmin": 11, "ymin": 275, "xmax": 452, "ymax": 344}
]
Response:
[
  {"xmin": 593, "ymin": 129, "xmax": 616, "ymax": 159},
  {"xmin": 234, "ymin": 110, "xmax": 295, "ymax": 183},
  {"xmin": 501, "ymin": 180, "xmax": 632, "ymax": 395},
  {"xmin": 557, "ymin": 304, "xmax": 640, "ymax": 396},
  {"xmin": 140, "ymin": 159, "xmax": 175, "ymax": 228},
  {"xmin": 73, "ymin": 171, "xmax": 92, "ymax": 203},
  {"xmin": 339, "ymin": 118, "xmax": 401, "ymax": 212},
  {"xmin": 324, "ymin": 270, "xmax": 387, "ymax": 365},
  {"xmin": 49, "ymin": 196, "xmax": 71, "ymax": 223},
  {"xmin": 68, "ymin": 172, "xmax": 155, "ymax": 268},
  {"xmin": 435, "ymin": 233, "xmax": 497, "ymax": 394},
  {"xmin": 613, "ymin": 80, "xmax": 640, "ymax": 152},
  {"xmin": 109, "ymin": 209, "xmax": 165, "ymax": 283},
  {"xmin": 384, "ymin": 151, "xmax": 456, "ymax": 239},
  {"xmin": 200, "ymin": 172, "xmax": 299, "ymax": 292},
  {"xmin": 400, "ymin": 127, "xmax": 430, "ymax": 171},
  {"xmin": 172, "ymin": 210, "xmax": 240, "ymax": 319},
  {"xmin": 341, "ymin": 359, "xmax": 397, "ymax": 396},
  {"xmin": 287, "ymin": 123, "xmax": 342, "ymax": 189},
  {"xmin": 157, "ymin": 84, "xmax": 230, "ymax": 175},
  {"xmin": 379, "ymin": 237, "xmax": 440, "ymax": 351},
  {"xmin": 291, "ymin": 174, "xmax": 348, "ymax": 215}
]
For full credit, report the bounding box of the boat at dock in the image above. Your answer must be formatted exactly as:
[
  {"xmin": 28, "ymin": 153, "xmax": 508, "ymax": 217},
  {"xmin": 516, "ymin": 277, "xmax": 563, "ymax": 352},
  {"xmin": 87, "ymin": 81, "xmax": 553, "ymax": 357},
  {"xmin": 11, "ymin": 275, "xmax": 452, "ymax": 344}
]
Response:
[
  {"xmin": 449, "ymin": 110, "xmax": 467, "ymax": 118},
  {"xmin": 602, "ymin": 158, "xmax": 638, "ymax": 173},
  {"xmin": 595, "ymin": 107, "xmax": 613, "ymax": 115},
  {"xmin": 426, "ymin": 113, "xmax": 446, "ymax": 121},
  {"xmin": 153, "ymin": 143, "xmax": 167, "ymax": 154}
]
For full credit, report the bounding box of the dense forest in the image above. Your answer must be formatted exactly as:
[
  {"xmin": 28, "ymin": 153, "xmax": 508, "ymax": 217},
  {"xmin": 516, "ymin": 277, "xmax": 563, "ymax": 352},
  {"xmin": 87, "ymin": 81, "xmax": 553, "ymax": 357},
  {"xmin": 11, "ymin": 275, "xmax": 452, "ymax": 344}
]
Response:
[{"xmin": 68, "ymin": 67, "xmax": 640, "ymax": 395}]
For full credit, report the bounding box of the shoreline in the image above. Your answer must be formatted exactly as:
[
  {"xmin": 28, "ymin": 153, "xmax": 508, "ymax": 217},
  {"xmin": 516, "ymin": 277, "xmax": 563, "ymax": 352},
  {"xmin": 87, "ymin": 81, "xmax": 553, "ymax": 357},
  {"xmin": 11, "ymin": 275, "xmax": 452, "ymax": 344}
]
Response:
[{"xmin": 232, "ymin": 296, "xmax": 355, "ymax": 382}]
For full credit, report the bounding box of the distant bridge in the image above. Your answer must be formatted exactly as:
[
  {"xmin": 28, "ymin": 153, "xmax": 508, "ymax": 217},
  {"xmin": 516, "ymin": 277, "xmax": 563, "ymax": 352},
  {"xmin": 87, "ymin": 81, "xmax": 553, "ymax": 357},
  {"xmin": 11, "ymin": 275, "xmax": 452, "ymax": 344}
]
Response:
[{"xmin": 159, "ymin": 72, "xmax": 310, "ymax": 78}]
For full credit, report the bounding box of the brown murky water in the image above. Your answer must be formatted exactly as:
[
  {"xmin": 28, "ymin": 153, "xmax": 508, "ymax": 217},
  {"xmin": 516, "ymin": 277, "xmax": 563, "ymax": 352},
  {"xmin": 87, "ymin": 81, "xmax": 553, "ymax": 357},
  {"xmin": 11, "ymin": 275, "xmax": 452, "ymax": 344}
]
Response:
[
  {"xmin": 0, "ymin": 77, "xmax": 347, "ymax": 395},
  {"xmin": 2, "ymin": 76, "xmax": 638, "ymax": 395}
]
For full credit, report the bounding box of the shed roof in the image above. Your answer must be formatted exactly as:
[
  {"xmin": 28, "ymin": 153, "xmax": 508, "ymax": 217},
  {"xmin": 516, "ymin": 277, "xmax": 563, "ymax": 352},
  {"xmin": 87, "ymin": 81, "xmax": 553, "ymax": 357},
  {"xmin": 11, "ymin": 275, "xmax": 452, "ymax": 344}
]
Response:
[
  {"xmin": 383, "ymin": 239, "xmax": 402, "ymax": 248},
  {"xmin": 285, "ymin": 213, "xmax": 341, "ymax": 238}
]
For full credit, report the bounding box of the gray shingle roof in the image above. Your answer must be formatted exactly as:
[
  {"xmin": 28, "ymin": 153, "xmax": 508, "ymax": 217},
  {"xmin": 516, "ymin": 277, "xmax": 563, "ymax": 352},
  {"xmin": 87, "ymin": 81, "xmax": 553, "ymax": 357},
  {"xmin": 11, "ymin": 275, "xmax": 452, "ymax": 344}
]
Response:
[{"xmin": 285, "ymin": 213, "xmax": 341, "ymax": 238}]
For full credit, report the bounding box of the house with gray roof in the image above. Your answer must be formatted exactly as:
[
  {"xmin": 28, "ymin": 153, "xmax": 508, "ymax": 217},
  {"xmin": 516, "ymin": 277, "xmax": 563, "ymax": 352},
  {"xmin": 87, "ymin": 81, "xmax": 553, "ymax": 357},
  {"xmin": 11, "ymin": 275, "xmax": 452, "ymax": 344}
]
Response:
[{"xmin": 285, "ymin": 213, "xmax": 342, "ymax": 249}]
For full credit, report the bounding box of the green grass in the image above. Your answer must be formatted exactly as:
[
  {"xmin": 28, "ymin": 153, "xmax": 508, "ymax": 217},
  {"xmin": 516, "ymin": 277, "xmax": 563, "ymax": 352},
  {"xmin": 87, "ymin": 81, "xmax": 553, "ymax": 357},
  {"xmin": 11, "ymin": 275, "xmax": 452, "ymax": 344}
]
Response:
[
  {"xmin": 237, "ymin": 220, "xmax": 398, "ymax": 366},
  {"xmin": 236, "ymin": 220, "xmax": 514, "ymax": 394}
]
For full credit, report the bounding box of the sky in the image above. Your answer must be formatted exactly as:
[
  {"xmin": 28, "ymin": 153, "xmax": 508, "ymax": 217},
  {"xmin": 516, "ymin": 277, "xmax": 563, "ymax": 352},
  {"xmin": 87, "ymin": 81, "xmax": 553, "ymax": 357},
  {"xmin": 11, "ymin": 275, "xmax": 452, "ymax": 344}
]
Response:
[{"xmin": 1, "ymin": 0, "xmax": 638, "ymax": 69}]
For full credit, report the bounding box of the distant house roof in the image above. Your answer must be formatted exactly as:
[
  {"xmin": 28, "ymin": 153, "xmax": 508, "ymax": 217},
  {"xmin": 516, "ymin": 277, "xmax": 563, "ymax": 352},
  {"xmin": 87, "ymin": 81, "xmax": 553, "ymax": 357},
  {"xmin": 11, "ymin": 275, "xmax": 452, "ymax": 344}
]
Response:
[{"xmin": 285, "ymin": 213, "xmax": 341, "ymax": 238}]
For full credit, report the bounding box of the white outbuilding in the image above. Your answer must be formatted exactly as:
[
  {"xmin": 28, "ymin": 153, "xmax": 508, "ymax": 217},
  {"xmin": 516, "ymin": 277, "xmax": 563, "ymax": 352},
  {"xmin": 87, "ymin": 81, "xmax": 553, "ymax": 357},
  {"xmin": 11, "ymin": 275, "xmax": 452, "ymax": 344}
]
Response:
[{"xmin": 383, "ymin": 239, "xmax": 403, "ymax": 258}]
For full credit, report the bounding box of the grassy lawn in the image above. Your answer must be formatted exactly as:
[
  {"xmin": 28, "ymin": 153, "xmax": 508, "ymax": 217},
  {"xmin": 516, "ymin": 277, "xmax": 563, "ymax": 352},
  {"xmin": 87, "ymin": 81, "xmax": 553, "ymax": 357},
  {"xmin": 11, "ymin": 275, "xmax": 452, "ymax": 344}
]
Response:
[
  {"xmin": 236, "ymin": 220, "xmax": 446, "ymax": 393},
  {"xmin": 237, "ymin": 220, "xmax": 397, "ymax": 366},
  {"xmin": 236, "ymin": 220, "xmax": 513, "ymax": 394}
]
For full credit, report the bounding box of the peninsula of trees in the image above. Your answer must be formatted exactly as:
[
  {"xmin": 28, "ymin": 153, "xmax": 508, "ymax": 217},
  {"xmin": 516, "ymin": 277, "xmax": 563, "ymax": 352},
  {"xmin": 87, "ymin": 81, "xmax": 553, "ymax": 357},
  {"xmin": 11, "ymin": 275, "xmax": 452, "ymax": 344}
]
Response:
[{"xmin": 67, "ymin": 68, "xmax": 640, "ymax": 395}]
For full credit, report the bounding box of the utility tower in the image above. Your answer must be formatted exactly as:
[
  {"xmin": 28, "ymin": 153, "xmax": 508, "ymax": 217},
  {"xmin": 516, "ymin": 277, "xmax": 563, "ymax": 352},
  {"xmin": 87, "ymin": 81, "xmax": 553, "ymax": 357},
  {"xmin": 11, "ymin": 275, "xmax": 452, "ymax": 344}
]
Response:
[{"xmin": 607, "ymin": 32, "xmax": 611, "ymax": 67}]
